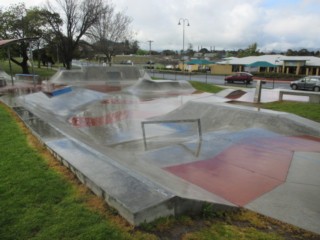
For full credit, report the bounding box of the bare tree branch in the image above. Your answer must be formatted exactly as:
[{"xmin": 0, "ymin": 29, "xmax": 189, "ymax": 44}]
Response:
[
  {"xmin": 87, "ymin": 2, "xmax": 133, "ymax": 66},
  {"xmin": 44, "ymin": 0, "xmax": 105, "ymax": 69}
]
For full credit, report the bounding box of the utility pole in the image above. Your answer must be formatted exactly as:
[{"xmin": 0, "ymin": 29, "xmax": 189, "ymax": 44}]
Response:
[
  {"xmin": 178, "ymin": 18, "xmax": 190, "ymax": 71},
  {"xmin": 147, "ymin": 40, "xmax": 153, "ymax": 56}
]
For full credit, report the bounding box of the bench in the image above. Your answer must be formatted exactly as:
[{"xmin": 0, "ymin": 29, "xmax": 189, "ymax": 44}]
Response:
[{"xmin": 279, "ymin": 89, "xmax": 320, "ymax": 103}]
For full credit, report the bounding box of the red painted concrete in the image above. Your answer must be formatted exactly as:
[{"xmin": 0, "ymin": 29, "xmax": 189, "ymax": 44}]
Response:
[
  {"xmin": 297, "ymin": 135, "xmax": 320, "ymax": 142},
  {"xmin": 165, "ymin": 155, "xmax": 282, "ymax": 206},
  {"xmin": 165, "ymin": 135, "xmax": 320, "ymax": 206},
  {"xmin": 68, "ymin": 97, "xmax": 182, "ymax": 128},
  {"xmin": 68, "ymin": 109, "xmax": 167, "ymax": 128},
  {"xmin": 214, "ymin": 143, "xmax": 293, "ymax": 181},
  {"xmin": 69, "ymin": 110, "xmax": 130, "ymax": 127},
  {"xmin": 85, "ymin": 85, "xmax": 121, "ymax": 93}
]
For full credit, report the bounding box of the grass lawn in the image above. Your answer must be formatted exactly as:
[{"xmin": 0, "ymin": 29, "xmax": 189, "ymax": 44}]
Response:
[
  {"xmin": 262, "ymin": 101, "xmax": 320, "ymax": 123},
  {"xmin": 0, "ymin": 60, "xmax": 57, "ymax": 79},
  {"xmin": 189, "ymin": 81, "xmax": 224, "ymax": 93}
]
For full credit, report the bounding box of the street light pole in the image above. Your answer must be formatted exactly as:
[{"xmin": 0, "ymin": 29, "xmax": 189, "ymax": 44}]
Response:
[
  {"xmin": 178, "ymin": 18, "xmax": 190, "ymax": 71},
  {"xmin": 147, "ymin": 40, "xmax": 153, "ymax": 56}
]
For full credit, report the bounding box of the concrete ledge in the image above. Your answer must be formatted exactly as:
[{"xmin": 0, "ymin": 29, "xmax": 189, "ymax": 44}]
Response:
[
  {"xmin": 42, "ymin": 136, "xmax": 178, "ymax": 225},
  {"xmin": 279, "ymin": 89, "xmax": 320, "ymax": 103},
  {"xmin": 11, "ymin": 107, "xmax": 219, "ymax": 225}
]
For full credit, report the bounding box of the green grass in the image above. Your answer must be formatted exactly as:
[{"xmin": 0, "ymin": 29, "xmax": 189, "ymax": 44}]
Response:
[
  {"xmin": 189, "ymin": 80, "xmax": 224, "ymax": 93},
  {"xmin": 0, "ymin": 59, "xmax": 58, "ymax": 79},
  {"xmin": 262, "ymin": 101, "xmax": 320, "ymax": 123},
  {"xmin": 183, "ymin": 223, "xmax": 282, "ymax": 240}
]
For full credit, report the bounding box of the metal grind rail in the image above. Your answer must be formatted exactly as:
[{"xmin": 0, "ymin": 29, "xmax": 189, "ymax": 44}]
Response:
[{"xmin": 141, "ymin": 119, "xmax": 202, "ymax": 149}]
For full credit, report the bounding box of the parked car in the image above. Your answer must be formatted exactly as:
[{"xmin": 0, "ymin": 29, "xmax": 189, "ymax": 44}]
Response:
[
  {"xmin": 290, "ymin": 76, "xmax": 320, "ymax": 92},
  {"xmin": 224, "ymin": 72, "xmax": 253, "ymax": 84}
]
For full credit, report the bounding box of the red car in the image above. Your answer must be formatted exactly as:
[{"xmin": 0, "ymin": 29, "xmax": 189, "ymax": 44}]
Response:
[{"xmin": 224, "ymin": 72, "xmax": 253, "ymax": 84}]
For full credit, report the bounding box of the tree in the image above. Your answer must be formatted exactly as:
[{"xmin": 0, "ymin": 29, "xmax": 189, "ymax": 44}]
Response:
[
  {"xmin": 44, "ymin": 0, "xmax": 105, "ymax": 69},
  {"xmin": 161, "ymin": 50, "xmax": 176, "ymax": 56},
  {"xmin": 186, "ymin": 43, "xmax": 195, "ymax": 57},
  {"xmin": 0, "ymin": 4, "xmax": 45, "ymax": 73},
  {"xmin": 237, "ymin": 42, "xmax": 260, "ymax": 57},
  {"xmin": 87, "ymin": 2, "xmax": 133, "ymax": 66},
  {"xmin": 120, "ymin": 39, "xmax": 138, "ymax": 55},
  {"xmin": 286, "ymin": 49, "xmax": 295, "ymax": 56},
  {"xmin": 247, "ymin": 42, "xmax": 259, "ymax": 56},
  {"xmin": 199, "ymin": 48, "xmax": 209, "ymax": 54},
  {"xmin": 136, "ymin": 49, "xmax": 148, "ymax": 55},
  {"xmin": 129, "ymin": 40, "xmax": 139, "ymax": 55},
  {"xmin": 298, "ymin": 48, "xmax": 311, "ymax": 56}
]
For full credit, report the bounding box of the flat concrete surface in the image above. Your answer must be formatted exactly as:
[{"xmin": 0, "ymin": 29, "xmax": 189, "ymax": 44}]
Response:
[
  {"xmin": 247, "ymin": 152, "xmax": 320, "ymax": 234},
  {"xmin": 1, "ymin": 68, "xmax": 320, "ymax": 234},
  {"xmin": 236, "ymin": 87, "xmax": 309, "ymax": 102}
]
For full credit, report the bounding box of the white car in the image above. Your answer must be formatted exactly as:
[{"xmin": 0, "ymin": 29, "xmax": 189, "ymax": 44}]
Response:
[{"xmin": 290, "ymin": 76, "xmax": 320, "ymax": 92}]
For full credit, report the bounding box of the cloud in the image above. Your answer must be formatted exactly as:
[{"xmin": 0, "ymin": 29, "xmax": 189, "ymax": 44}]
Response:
[
  {"xmin": 115, "ymin": 0, "xmax": 320, "ymax": 52},
  {"xmin": 2, "ymin": 0, "xmax": 320, "ymax": 52},
  {"xmin": 261, "ymin": 2, "xmax": 320, "ymax": 51}
]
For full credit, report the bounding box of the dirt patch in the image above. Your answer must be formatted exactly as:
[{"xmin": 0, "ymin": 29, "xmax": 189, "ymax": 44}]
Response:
[
  {"xmin": 225, "ymin": 90, "xmax": 247, "ymax": 99},
  {"xmin": 139, "ymin": 210, "xmax": 320, "ymax": 240}
]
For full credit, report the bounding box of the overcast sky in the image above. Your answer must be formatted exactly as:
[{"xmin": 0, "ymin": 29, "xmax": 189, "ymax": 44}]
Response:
[{"xmin": 1, "ymin": 0, "xmax": 320, "ymax": 52}]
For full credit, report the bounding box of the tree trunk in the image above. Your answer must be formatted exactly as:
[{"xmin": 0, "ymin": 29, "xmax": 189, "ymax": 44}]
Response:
[
  {"xmin": 21, "ymin": 56, "xmax": 30, "ymax": 74},
  {"xmin": 66, "ymin": 61, "xmax": 72, "ymax": 69},
  {"xmin": 20, "ymin": 43, "xmax": 30, "ymax": 74},
  {"xmin": 22, "ymin": 63, "xmax": 29, "ymax": 74},
  {"xmin": 10, "ymin": 57, "xmax": 30, "ymax": 74},
  {"xmin": 61, "ymin": 51, "xmax": 72, "ymax": 70},
  {"xmin": 106, "ymin": 54, "xmax": 112, "ymax": 66}
]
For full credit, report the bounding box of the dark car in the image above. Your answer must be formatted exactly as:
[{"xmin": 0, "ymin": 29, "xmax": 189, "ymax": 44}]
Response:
[
  {"xmin": 290, "ymin": 76, "xmax": 320, "ymax": 92},
  {"xmin": 224, "ymin": 72, "xmax": 253, "ymax": 84}
]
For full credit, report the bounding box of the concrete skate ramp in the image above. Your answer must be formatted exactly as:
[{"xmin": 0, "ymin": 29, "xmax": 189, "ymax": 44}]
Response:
[
  {"xmin": 49, "ymin": 66, "xmax": 145, "ymax": 86},
  {"xmin": 0, "ymin": 69, "xmax": 11, "ymax": 81},
  {"xmin": 18, "ymin": 87, "xmax": 107, "ymax": 118},
  {"xmin": 126, "ymin": 78, "xmax": 195, "ymax": 96},
  {"xmin": 151, "ymin": 101, "xmax": 320, "ymax": 137},
  {"xmin": 10, "ymin": 88, "xmax": 320, "ymax": 234}
]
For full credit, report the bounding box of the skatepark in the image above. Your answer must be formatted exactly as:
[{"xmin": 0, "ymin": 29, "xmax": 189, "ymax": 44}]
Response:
[{"xmin": 1, "ymin": 66, "xmax": 320, "ymax": 235}]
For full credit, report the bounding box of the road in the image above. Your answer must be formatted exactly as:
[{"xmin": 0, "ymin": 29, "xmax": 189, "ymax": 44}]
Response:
[
  {"xmin": 71, "ymin": 61, "xmax": 291, "ymax": 90},
  {"xmin": 146, "ymin": 70, "xmax": 292, "ymax": 90}
]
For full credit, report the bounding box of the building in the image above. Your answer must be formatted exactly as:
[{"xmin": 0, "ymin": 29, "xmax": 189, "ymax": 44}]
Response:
[
  {"xmin": 180, "ymin": 59, "xmax": 215, "ymax": 72},
  {"xmin": 211, "ymin": 55, "xmax": 320, "ymax": 76}
]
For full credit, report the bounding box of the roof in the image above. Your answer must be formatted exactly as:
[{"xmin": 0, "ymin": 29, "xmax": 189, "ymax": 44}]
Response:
[
  {"xmin": 246, "ymin": 61, "xmax": 276, "ymax": 67},
  {"xmin": 217, "ymin": 54, "xmax": 320, "ymax": 67},
  {"xmin": 0, "ymin": 37, "xmax": 39, "ymax": 47},
  {"xmin": 186, "ymin": 59, "xmax": 215, "ymax": 65}
]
